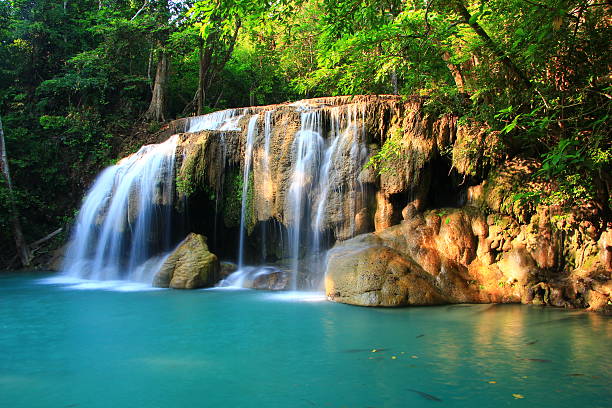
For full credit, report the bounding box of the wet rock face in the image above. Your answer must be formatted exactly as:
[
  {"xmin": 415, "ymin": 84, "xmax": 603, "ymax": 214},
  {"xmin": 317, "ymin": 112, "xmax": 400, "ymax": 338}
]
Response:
[
  {"xmin": 153, "ymin": 233, "xmax": 219, "ymax": 289},
  {"xmin": 175, "ymin": 96, "xmax": 458, "ymax": 259}
]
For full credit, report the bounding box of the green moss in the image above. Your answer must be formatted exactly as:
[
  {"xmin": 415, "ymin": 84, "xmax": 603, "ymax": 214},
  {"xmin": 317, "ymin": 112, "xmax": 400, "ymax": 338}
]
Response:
[
  {"xmin": 176, "ymin": 140, "xmax": 208, "ymax": 198},
  {"xmin": 221, "ymin": 168, "xmax": 254, "ymax": 230}
]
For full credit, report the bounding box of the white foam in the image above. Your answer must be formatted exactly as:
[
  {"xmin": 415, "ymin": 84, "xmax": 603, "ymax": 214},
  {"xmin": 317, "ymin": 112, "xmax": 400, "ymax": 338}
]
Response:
[
  {"xmin": 37, "ymin": 275, "xmax": 161, "ymax": 292},
  {"xmin": 37, "ymin": 275, "xmax": 87, "ymax": 285},
  {"xmin": 262, "ymin": 291, "xmax": 327, "ymax": 303}
]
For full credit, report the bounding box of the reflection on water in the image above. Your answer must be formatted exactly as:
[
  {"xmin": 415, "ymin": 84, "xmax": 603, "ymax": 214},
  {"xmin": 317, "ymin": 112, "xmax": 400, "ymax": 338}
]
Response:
[{"xmin": 0, "ymin": 273, "xmax": 610, "ymax": 408}]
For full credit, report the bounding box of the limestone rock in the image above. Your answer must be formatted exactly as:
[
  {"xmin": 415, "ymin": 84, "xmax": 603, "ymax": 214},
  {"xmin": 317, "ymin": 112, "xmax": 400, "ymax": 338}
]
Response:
[
  {"xmin": 48, "ymin": 244, "xmax": 67, "ymax": 271},
  {"xmin": 251, "ymin": 268, "xmax": 290, "ymax": 291},
  {"xmin": 325, "ymin": 234, "xmax": 449, "ymax": 307},
  {"xmin": 153, "ymin": 233, "xmax": 219, "ymax": 289},
  {"xmin": 220, "ymin": 262, "xmax": 238, "ymax": 280},
  {"xmin": 496, "ymin": 246, "xmax": 538, "ymax": 284}
]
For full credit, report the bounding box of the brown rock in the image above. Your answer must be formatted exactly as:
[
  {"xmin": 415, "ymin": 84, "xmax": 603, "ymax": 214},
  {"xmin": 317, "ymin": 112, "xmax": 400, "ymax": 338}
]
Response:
[
  {"xmin": 153, "ymin": 233, "xmax": 219, "ymax": 289},
  {"xmin": 325, "ymin": 234, "xmax": 449, "ymax": 307},
  {"xmin": 497, "ymin": 246, "xmax": 538, "ymax": 284},
  {"xmin": 219, "ymin": 262, "xmax": 238, "ymax": 280},
  {"xmin": 251, "ymin": 269, "xmax": 290, "ymax": 291},
  {"xmin": 48, "ymin": 244, "xmax": 67, "ymax": 271}
]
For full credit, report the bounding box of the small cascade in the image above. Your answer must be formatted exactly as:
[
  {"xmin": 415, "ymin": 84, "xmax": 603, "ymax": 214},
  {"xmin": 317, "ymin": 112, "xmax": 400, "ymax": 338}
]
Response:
[
  {"xmin": 329, "ymin": 105, "xmax": 368, "ymax": 239},
  {"xmin": 186, "ymin": 108, "xmax": 244, "ymax": 133},
  {"xmin": 62, "ymin": 136, "xmax": 179, "ymax": 283},
  {"xmin": 309, "ymin": 106, "xmax": 367, "ymax": 285},
  {"xmin": 213, "ymin": 132, "xmax": 228, "ymax": 243},
  {"xmin": 313, "ymin": 135, "xmax": 340, "ymax": 256},
  {"xmin": 237, "ymin": 115, "xmax": 259, "ymax": 268},
  {"xmin": 286, "ymin": 110, "xmax": 324, "ymax": 290},
  {"xmin": 260, "ymin": 110, "xmax": 274, "ymax": 262}
]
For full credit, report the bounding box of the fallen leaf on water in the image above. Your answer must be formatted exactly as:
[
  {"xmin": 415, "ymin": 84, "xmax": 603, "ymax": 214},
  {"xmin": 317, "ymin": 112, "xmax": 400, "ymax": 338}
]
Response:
[{"xmin": 512, "ymin": 394, "xmax": 525, "ymax": 399}]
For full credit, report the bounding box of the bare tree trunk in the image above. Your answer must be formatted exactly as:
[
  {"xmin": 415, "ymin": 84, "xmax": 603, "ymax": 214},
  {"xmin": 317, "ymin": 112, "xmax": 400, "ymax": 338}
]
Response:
[
  {"xmin": 197, "ymin": 38, "xmax": 209, "ymax": 115},
  {"xmin": 144, "ymin": 49, "xmax": 168, "ymax": 122},
  {"xmin": 193, "ymin": 18, "xmax": 242, "ymax": 116},
  {"xmin": 452, "ymin": 0, "xmax": 531, "ymax": 89},
  {"xmin": 0, "ymin": 115, "xmax": 31, "ymax": 267},
  {"xmin": 441, "ymin": 51, "xmax": 466, "ymax": 93},
  {"xmin": 391, "ymin": 70, "xmax": 399, "ymax": 94}
]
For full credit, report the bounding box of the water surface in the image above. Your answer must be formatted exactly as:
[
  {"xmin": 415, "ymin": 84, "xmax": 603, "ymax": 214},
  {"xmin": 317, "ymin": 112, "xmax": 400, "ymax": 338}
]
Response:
[{"xmin": 1, "ymin": 273, "xmax": 610, "ymax": 407}]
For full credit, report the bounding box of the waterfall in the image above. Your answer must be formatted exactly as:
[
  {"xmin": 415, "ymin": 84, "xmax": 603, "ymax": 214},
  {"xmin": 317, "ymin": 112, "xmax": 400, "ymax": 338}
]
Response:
[
  {"xmin": 213, "ymin": 132, "xmax": 228, "ymax": 244},
  {"xmin": 261, "ymin": 110, "xmax": 274, "ymax": 262},
  {"xmin": 186, "ymin": 108, "xmax": 244, "ymax": 133},
  {"xmin": 332, "ymin": 105, "xmax": 367, "ymax": 239},
  {"xmin": 62, "ymin": 98, "xmax": 375, "ymax": 290},
  {"xmin": 313, "ymin": 135, "xmax": 340, "ymax": 255},
  {"xmin": 237, "ymin": 115, "xmax": 259, "ymax": 269},
  {"xmin": 62, "ymin": 135, "xmax": 179, "ymax": 283},
  {"xmin": 286, "ymin": 110, "xmax": 324, "ymax": 290}
]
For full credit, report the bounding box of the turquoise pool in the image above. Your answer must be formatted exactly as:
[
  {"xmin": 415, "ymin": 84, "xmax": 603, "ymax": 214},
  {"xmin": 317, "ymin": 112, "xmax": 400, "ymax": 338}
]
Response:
[{"xmin": 1, "ymin": 273, "xmax": 610, "ymax": 407}]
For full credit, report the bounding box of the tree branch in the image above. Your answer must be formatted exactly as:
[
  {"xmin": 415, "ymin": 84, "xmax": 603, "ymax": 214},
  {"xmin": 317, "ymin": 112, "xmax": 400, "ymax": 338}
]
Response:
[
  {"xmin": 131, "ymin": 0, "xmax": 149, "ymax": 21},
  {"xmin": 452, "ymin": 0, "xmax": 532, "ymax": 89}
]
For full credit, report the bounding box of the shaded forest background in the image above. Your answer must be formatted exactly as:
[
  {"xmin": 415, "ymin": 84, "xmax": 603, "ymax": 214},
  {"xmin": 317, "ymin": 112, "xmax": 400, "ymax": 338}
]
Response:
[{"xmin": 0, "ymin": 0, "xmax": 610, "ymax": 268}]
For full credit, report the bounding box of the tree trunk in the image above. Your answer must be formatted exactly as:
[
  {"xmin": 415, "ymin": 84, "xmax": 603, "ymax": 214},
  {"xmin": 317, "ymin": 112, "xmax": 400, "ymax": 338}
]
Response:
[
  {"xmin": 452, "ymin": 1, "xmax": 531, "ymax": 89},
  {"xmin": 193, "ymin": 18, "xmax": 242, "ymax": 116},
  {"xmin": 0, "ymin": 115, "xmax": 31, "ymax": 267},
  {"xmin": 197, "ymin": 38, "xmax": 210, "ymax": 115},
  {"xmin": 441, "ymin": 51, "xmax": 466, "ymax": 93},
  {"xmin": 144, "ymin": 49, "xmax": 168, "ymax": 122}
]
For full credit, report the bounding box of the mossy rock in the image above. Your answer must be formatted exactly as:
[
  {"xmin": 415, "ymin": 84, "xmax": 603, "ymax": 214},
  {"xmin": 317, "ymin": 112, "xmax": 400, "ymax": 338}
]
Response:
[{"xmin": 153, "ymin": 233, "xmax": 220, "ymax": 289}]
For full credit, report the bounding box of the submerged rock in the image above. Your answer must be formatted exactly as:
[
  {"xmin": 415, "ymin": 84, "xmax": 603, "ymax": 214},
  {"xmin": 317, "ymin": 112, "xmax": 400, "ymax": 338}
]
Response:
[
  {"xmin": 220, "ymin": 265, "xmax": 291, "ymax": 290},
  {"xmin": 251, "ymin": 268, "xmax": 290, "ymax": 290},
  {"xmin": 153, "ymin": 233, "xmax": 219, "ymax": 289}
]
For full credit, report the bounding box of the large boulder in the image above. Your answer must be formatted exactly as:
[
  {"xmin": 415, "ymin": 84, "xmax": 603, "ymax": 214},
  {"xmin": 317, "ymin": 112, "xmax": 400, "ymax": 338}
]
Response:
[
  {"xmin": 325, "ymin": 234, "xmax": 449, "ymax": 306},
  {"xmin": 153, "ymin": 233, "xmax": 219, "ymax": 289}
]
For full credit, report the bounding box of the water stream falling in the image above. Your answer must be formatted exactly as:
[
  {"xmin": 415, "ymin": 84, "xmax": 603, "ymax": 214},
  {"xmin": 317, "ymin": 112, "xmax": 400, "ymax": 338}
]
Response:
[
  {"xmin": 186, "ymin": 108, "xmax": 244, "ymax": 132},
  {"xmin": 285, "ymin": 110, "xmax": 325, "ymax": 290},
  {"xmin": 260, "ymin": 110, "xmax": 274, "ymax": 262},
  {"xmin": 62, "ymin": 136, "xmax": 179, "ymax": 283},
  {"xmin": 237, "ymin": 115, "xmax": 259, "ymax": 269},
  {"xmin": 62, "ymin": 101, "xmax": 371, "ymax": 290}
]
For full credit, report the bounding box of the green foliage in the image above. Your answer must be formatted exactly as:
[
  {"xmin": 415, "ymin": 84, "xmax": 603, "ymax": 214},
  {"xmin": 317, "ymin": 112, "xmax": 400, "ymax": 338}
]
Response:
[
  {"xmin": 365, "ymin": 128, "xmax": 403, "ymax": 174},
  {"xmin": 0, "ymin": 0, "xmax": 610, "ymax": 265},
  {"xmin": 176, "ymin": 173, "xmax": 196, "ymax": 197}
]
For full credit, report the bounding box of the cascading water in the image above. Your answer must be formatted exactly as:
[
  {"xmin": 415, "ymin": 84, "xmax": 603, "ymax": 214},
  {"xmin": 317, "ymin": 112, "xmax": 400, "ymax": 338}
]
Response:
[
  {"xmin": 221, "ymin": 103, "xmax": 370, "ymax": 291},
  {"xmin": 237, "ymin": 115, "xmax": 259, "ymax": 268},
  {"xmin": 286, "ymin": 110, "xmax": 325, "ymax": 290},
  {"xmin": 61, "ymin": 98, "xmax": 373, "ymax": 290},
  {"xmin": 62, "ymin": 135, "xmax": 179, "ymax": 283},
  {"xmin": 309, "ymin": 106, "xmax": 367, "ymax": 286},
  {"xmin": 260, "ymin": 110, "xmax": 274, "ymax": 262},
  {"xmin": 186, "ymin": 108, "xmax": 244, "ymax": 132},
  {"xmin": 313, "ymin": 135, "xmax": 340, "ymax": 257}
]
